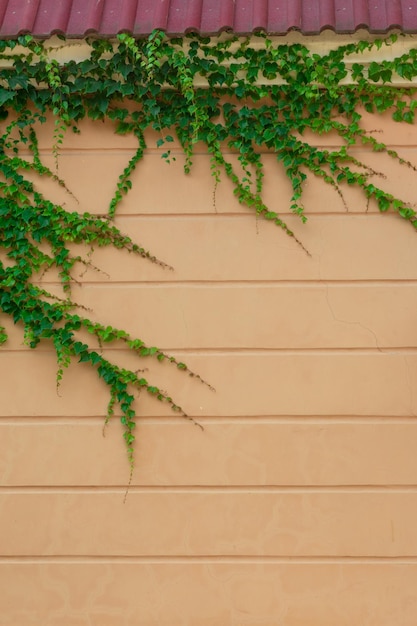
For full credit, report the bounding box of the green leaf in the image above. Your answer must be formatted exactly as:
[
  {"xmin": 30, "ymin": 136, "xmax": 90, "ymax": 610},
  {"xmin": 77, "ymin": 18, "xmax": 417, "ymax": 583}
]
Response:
[
  {"xmin": 0, "ymin": 88, "xmax": 14, "ymax": 106},
  {"xmin": 377, "ymin": 196, "xmax": 390, "ymax": 212}
]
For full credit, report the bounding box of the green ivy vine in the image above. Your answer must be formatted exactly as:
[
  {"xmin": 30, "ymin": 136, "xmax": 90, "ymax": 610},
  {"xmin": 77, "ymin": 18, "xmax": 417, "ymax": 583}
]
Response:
[{"xmin": 1, "ymin": 30, "xmax": 417, "ymax": 479}]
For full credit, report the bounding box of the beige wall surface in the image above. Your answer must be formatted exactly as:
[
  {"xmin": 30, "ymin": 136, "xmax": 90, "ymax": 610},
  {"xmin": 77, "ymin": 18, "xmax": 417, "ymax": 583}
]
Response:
[{"xmin": 1, "ymin": 107, "xmax": 417, "ymax": 625}]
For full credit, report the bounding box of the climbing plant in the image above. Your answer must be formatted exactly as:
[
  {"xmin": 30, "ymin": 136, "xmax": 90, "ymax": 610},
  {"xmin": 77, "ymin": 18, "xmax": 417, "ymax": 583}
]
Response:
[{"xmin": 1, "ymin": 30, "xmax": 417, "ymax": 477}]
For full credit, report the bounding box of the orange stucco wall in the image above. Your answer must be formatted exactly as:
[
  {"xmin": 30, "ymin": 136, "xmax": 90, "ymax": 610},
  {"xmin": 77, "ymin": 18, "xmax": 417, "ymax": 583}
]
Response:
[{"xmin": 1, "ymin": 108, "xmax": 417, "ymax": 625}]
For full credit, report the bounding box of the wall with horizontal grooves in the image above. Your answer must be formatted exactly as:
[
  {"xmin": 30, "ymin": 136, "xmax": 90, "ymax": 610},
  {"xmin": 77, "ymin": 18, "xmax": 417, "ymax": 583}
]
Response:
[{"xmin": 1, "ymin": 109, "xmax": 417, "ymax": 625}]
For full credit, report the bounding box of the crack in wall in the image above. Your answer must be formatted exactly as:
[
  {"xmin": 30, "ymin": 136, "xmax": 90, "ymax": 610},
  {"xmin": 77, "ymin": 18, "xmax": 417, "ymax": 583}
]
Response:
[
  {"xmin": 323, "ymin": 283, "xmax": 383, "ymax": 352},
  {"xmin": 321, "ymin": 270, "xmax": 417, "ymax": 416}
]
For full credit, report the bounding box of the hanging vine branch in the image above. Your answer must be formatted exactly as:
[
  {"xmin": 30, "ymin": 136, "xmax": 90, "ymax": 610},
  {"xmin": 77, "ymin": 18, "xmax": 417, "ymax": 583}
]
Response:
[{"xmin": 1, "ymin": 31, "xmax": 417, "ymax": 475}]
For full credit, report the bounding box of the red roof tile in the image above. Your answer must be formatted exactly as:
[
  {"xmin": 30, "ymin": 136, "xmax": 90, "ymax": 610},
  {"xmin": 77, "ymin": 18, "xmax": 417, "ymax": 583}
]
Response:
[{"xmin": 1, "ymin": 0, "xmax": 416, "ymax": 39}]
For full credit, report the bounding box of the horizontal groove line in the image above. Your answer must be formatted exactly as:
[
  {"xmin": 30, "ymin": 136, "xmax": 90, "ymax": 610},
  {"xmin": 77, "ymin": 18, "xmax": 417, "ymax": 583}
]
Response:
[
  {"xmin": 1, "ymin": 556, "xmax": 417, "ymax": 564},
  {"xmin": 18, "ymin": 211, "xmax": 392, "ymax": 219},
  {"xmin": 1, "ymin": 416, "xmax": 416, "ymax": 424},
  {"xmin": 93, "ymin": 212, "xmax": 388, "ymax": 219},
  {"xmin": 1, "ymin": 486, "xmax": 417, "ymax": 494},
  {"xmin": 2, "ymin": 348, "xmax": 417, "ymax": 355},
  {"xmin": 18, "ymin": 146, "xmax": 417, "ymax": 156},
  {"xmin": 92, "ymin": 214, "xmax": 389, "ymax": 221},
  {"xmin": 107, "ymin": 212, "xmax": 404, "ymax": 217},
  {"xmin": 113, "ymin": 347, "xmax": 417, "ymax": 354},
  {"xmin": 14, "ymin": 210, "xmax": 382, "ymax": 218},
  {"xmin": 31, "ymin": 279, "xmax": 417, "ymax": 287}
]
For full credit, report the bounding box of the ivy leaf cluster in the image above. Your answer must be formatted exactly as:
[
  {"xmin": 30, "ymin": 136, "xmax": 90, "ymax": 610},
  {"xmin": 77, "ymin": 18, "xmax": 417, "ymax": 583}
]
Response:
[{"xmin": 0, "ymin": 31, "xmax": 417, "ymax": 476}]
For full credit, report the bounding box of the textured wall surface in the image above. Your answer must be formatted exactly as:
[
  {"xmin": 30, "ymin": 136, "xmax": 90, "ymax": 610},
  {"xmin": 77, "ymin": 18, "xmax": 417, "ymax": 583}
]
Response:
[{"xmin": 1, "ymin": 111, "xmax": 417, "ymax": 625}]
